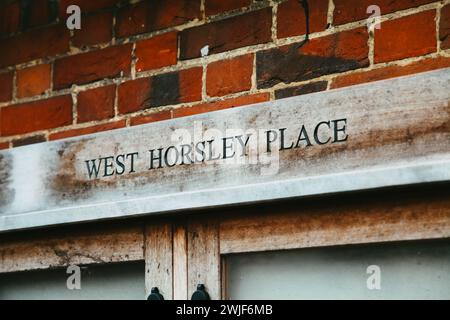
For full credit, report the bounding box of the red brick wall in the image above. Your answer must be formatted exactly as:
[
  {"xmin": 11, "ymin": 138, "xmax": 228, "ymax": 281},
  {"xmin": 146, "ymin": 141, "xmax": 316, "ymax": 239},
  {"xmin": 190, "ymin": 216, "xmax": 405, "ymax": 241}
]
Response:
[{"xmin": 0, "ymin": 0, "xmax": 449, "ymax": 149}]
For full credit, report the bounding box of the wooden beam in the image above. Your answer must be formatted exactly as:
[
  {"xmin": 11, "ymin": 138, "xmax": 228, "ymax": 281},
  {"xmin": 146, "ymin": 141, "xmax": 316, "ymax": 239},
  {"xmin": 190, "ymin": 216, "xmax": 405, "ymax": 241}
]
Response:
[
  {"xmin": 0, "ymin": 225, "xmax": 144, "ymax": 273},
  {"xmin": 220, "ymin": 188, "xmax": 450, "ymax": 254}
]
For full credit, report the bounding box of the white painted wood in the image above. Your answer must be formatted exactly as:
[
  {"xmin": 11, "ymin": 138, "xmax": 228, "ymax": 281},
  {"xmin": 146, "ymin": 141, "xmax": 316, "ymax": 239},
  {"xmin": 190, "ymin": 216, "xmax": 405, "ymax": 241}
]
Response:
[{"xmin": 0, "ymin": 68, "xmax": 449, "ymax": 232}]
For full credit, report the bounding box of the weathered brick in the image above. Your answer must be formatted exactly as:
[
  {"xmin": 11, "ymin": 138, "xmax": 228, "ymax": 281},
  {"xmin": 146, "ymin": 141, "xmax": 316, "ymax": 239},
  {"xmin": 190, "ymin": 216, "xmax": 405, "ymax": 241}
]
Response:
[
  {"xmin": 118, "ymin": 78, "xmax": 151, "ymax": 114},
  {"xmin": 59, "ymin": 0, "xmax": 120, "ymax": 17},
  {"xmin": 277, "ymin": 0, "xmax": 329, "ymax": 39},
  {"xmin": 180, "ymin": 8, "xmax": 272, "ymax": 60},
  {"xmin": 375, "ymin": 11, "xmax": 437, "ymax": 64},
  {"xmin": 77, "ymin": 85, "xmax": 116, "ymax": 123},
  {"xmin": 24, "ymin": 0, "xmax": 57, "ymax": 29},
  {"xmin": 116, "ymin": 0, "xmax": 201, "ymax": 38},
  {"xmin": 0, "ymin": 1, "xmax": 20, "ymax": 37},
  {"xmin": 0, "ymin": 95, "xmax": 72, "ymax": 136},
  {"xmin": 334, "ymin": 0, "xmax": 436, "ymax": 25},
  {"xmin": 16, "ymin": 64, "xmax": 51, "ymax": 98},
  {"xmin": 257, "ymin": 27, "xmax": 369, "ymax": 89},
  {"xmin": 0, "ymin": 23, "xmax": 69, "ymax": 68},
  {"xmin": 207, "ymin": 54, "xmax": 253, "ymax": 97},
  {"xmin": 169, "ymin": 67, "xmax": 202, "ymax": 104},
  {"xmin": 0, "ymin": 72, "xmax": 13, "ymax": 102},
  {"xmin": 73, "ymin": 11, "xmax": 113, "ymax": 48},
  {"xmin": 118, "ymin": 67, "xmax": 202, "ymax": 114},
  {"xmin": 441, "ymin": 4, "xmax": 450, "ymax": 50},
  {"xmin": 0, "ymin": 142, "xmax": 9, "ymax": 150},
  {"xmin": 135, "ymin": 32, "xmax": 178, "ymax": 72},
  {"xmin": 54, "ymin": 44, "xmax": 132, "ymax": 89},
  {"xmin": 205, "ymin": 0, "xmax": 251, "ymax": 16},
  {"xmin": 172, "ymin": 93, "xmax": 270, "ymax": 118},
  {"xmin": 331, "ymin": 56, "xmax": 450, "ymax": 88},
  {"xmin": 49, "ymin": 120, "xmax": 126, "ymax": 141},
  {"xmin": 275, "ymin": 81, "xmax": 328, "ymax": 99},
  {"xmin": 12, "ymin": 135, "xmax": 46, "ymax": 148},
  {"xmin": 130, "ymin": 110, "xmax": 172, "ymax": 126}
]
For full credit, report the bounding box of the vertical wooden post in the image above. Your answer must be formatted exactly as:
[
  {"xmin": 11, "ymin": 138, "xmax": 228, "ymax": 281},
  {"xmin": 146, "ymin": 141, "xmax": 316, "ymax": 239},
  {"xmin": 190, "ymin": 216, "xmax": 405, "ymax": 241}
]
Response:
[
  {"xmin": 144, "ymin": 217, "xmax": 223, "ymax": 300},
  {"xmin": 187, "ymin": 218, "xmax": 221, "ymax": 300},
  {"xmin": 144, "ymin": 222, "xmax": 173, "ymax": 300},
  {"xmin": 173, "ymin": 222, "xmax": 188, "ymax": 300}
]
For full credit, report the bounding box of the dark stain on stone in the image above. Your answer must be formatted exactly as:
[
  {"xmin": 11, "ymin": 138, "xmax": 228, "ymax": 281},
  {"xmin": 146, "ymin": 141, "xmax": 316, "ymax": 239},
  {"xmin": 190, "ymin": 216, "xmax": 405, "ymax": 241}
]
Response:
[
  {"xmin": 48, "ymin": 136, "xmax": 198, "ymax": 202},
  {"xmin": 280, "ymin": 102, "xmax": 450, "ymax": 173},
  {"xmin": 0, "ymin": 153, "xmax": 15, "ymax": 208},
  {"xmin": 50, "ymin": 139, "xmax": 98, "ymax": 201}
]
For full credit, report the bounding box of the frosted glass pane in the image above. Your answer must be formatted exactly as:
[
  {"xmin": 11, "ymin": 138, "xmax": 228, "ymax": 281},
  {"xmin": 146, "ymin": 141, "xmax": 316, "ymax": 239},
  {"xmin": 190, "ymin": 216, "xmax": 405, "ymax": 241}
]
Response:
[
  {"xmin": 226, "ymin": 240, "xmax": 450, "ymax": 300},
  {"xmin": 0, "ymin": 261, "xmax": 145, "ymax": 300}
]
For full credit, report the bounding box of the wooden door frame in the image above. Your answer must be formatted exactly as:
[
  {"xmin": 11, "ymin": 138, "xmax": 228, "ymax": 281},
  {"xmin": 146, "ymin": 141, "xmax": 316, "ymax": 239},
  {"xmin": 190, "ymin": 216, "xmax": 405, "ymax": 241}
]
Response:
[{"xmin": 1, "ymin": 186, "xmax": 450, "ymax": 300}]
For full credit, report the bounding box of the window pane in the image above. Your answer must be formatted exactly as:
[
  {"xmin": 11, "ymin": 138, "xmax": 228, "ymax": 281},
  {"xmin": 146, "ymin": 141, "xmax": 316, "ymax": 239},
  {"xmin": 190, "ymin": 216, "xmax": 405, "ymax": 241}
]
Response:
[
  {"xmin": 225, "ymin": 240, "xmax": 450, "ymax": 300},
  {"xmin": 0, "ymin": 261, "xmax": 145, "ymax": 300}
]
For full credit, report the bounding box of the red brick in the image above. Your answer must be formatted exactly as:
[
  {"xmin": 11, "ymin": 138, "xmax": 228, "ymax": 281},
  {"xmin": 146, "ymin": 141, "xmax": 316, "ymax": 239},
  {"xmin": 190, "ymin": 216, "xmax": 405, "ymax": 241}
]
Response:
[
  {"xmin": 334, "ymin": 0, "xmax": 436, "ymax": 25},
  {"xmin": 0, "ymin": 95, "xmax": 73, "ymax": 136},
  {"xmin": 0, "ymin": 1, "xmax": 20, "ymax": 37},
  {"xmin": 116, "ymin": 0, "xmax": 201, "ymax": 38},
  {"xmin": 205, "ymin": 0, "xmax": 251, "ymax": 16},
  {"xmin": 49, "ymin": 120, "xmax": 126, "ymax": 141},
  {"xmin": 73, "ymin": 11, "xmax": 113, "ymax": 48},
  {"xmin": 375, "ymin": 11, "xmax": 437, "ymax": 64},
  {"xmin": 172, "ymin": 93, "xmax": 270, "ymax": 118},
  {"xmin": 206, "ymin": 54, "xmax": 253, "ymax": 97},
  {"xmin": 118, "ymin": 67, "xmax": 202, "ymax": 114},
  {"xmin": 0, "ymin": 23, "xmax": 70, "ymax": 68},
  {"xmin": 331, "ymin": 56, "xmax": 450, "ymax": 88},
  {"xmin": 25, "ymin": 0, "xmax": 56, "ymax": 28},
  {"xmin": 277, "ymin": 0, "xmax": 329, "ymax": 39},
  {"xmin": 130, "ymin": 110, "xmax": 172, "ymax": 126},
  {"xmin": 16, "ymin": 64, "xmax": 51, "ymax": 98},
  {"xmin": 0, "ymin": 72, "xmax": 13, "ymax": 102},
  {"xmin": 54, "ymin": 44, "xmax": 132, "ymax": 89},
  {"xmin": 135, "ymin": 32, "xmax": 178, "ymax": 72},
  {"xmin": 257, "ymin": 27, "xmax": 369, "ymax": 88},
  {"xmin": 59, "ymin": 0, "xmax": 120, "ymax": 17},
  {"xmin": 441, "ymin": 4, "xmax": 450, "ymax": 50},
  {"xmin": 0, "ymin": 142, "xmax": 9, "ymax": 150},
  {"xmin": 180, "ymin": 8, "xmax": 272, "ymax": 60},
  {"xmin": 77, "ymin": 85, "xmax": 116, "ymax": 123},
  {"xmin": 179, "ymin": 67, "xmax": 203, "ymax": 103},
  {"xmin": 118, "ymin": 78, "xmax": 151, "ymax": 114}
]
